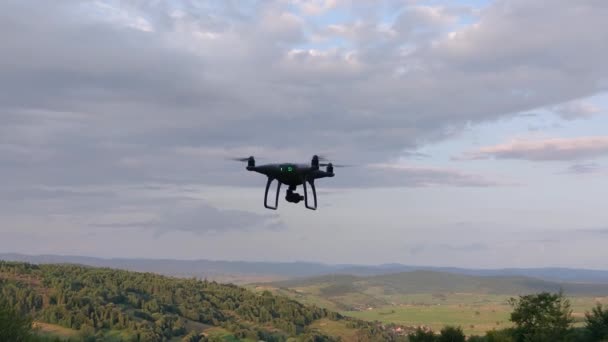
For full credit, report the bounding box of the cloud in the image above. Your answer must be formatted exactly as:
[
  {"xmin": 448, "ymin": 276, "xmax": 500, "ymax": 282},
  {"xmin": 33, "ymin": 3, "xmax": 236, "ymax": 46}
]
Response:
[
  {"xmin": 561, "ymin": 163, "xmax": 603, "ymax": 175},
  {"xmin": 290, "ymin": 0, "xmax": 340, "ymax": 16},
  {"xmin": 576, "ymin": 228, "xmax": 608, "ymax": 235},
  {"xmin": 458, "ymin": 137, "xmax": 608, "ymax": 161},
  {"xmin": 407, "ymin": 242, "xmax": 489, "ymax": 256},
  {"xmin": 2, "ymin": 0, "xmax": 608, "ymax": 191},
  {"xmin": 2, "ymin": 0, "xmax": 608, "ymax": 266},
  {"xmin": 91, "ymin": 203, "xmax": 284, "ymax": 236},
  {"xmin": 551, "ymin": 101, "xmax": 601, "ymax": 120},
  {"xmin": 399, "ymin": 151, "xmax": 431, "ymax": 159},
  {"xmin": 342, "ymin": 163, "xmax": 511, "ymax": 187},
  {"xmin": 2, "ymin": 186, "xmax": 117, "ymax": 201},
  {"xmin": 0, "ymin": 184, "xmax": 284, "ymax": 236}
]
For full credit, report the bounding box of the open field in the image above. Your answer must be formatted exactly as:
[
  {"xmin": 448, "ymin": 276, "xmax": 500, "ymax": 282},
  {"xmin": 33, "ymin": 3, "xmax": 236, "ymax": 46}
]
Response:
[
  {"xmin": 33, "ymin": 322, "xmax": 79, "ymax": 339},
  {"xmin": 344, "ymin": 295, "xmax": 608, "ymax": 336},
  {"xmin": 203, "ymin": 327, "xmax": 248, "ymax": 342},
  {"xmin": 309, "ymin": 318, "xmax": 361, "ymax": 341},
  {"xmin": 345, "ymin": 301, "xmax": 509, "ymax": 336},
  {"xmin": 255, "ymin": 273, "xmax": 608, "ymax": 337}
]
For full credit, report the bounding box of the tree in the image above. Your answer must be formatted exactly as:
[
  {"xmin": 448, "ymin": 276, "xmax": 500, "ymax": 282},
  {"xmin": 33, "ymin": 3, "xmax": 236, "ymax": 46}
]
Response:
[
  {"xmin": 485, "ymin": 329, "xmax": 515, "ymax": 342},
  {"xmin": 585, "ymin": 303, "xmax": 608, "ymax": 341},
  {"xmin": 508, "ymin": 291, "xmax": 573, "ymax": 342},
  {"xmin": 409, "ymin": 327, "xmax": 436, "ymax": 342},
  {"xmin": 78, "ymin": 324, "xmax": 96, "ymax": 342},
  {"xmin": 182, "ymin": 331, "xmax": 202, "ymax": 342},
  {"xmin": 0, "ymin": 300, "xmax": 33, "ymax": 342},
  {"xmin": 438, "ymin": 326, "xmax": 465, "ymax": 342}
]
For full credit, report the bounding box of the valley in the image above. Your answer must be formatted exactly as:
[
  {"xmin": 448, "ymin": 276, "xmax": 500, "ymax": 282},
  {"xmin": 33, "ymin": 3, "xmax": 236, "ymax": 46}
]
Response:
[
  {"xmin": 253, "ymin": 271, "xmax": 608, "ymax": 336},
  {"xmin": 3, "ymin": 255, "xmax": 608, "ymax": 340}
]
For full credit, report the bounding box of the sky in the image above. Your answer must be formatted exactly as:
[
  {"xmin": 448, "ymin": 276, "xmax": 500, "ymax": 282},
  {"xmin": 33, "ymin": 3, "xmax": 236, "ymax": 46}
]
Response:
[{"xmin": 1, "ymin": 0, "xmax": 608, "ymax": 269}]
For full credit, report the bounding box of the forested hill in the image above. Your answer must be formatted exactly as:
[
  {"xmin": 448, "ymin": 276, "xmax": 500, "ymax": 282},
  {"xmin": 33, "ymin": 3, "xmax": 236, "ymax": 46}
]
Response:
[{"xmin": 0, "ymin": 261, "xmax": 403, "ymax": 342}]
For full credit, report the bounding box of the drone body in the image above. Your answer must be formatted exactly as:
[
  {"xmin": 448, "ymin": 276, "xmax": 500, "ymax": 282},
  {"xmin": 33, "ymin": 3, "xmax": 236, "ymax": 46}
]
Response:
[{"xmin": 234, "ymin": 155, "xmax": 339, "ymax": 210}]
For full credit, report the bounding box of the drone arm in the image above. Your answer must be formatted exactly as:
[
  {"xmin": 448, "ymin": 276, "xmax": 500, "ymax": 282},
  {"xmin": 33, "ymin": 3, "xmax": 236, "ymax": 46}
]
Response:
[
  {"xmin": 302, "ymin": 178, "xmax": 317, "ymax": 210},
  {"xmin": 264, "ymin": 177, "xmax": 281, "ymax": 210}
]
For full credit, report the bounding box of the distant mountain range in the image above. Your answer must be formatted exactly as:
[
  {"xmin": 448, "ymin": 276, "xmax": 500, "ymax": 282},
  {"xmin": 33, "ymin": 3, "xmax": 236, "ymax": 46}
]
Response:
[{"xmin": 2, "ymin": 253, "xmax": 608, "ymax": 284}]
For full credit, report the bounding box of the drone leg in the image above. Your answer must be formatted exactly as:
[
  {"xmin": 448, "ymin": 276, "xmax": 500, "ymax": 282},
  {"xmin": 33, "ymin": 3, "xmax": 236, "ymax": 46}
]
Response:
[
  {"xmin": 310, "ymin": 180, "xmax": 317, "ymax": 209},
  {"xmin": 264, "ymin": 177, "xmax": 281, "ymax": 210},
  {"xmin": 275, "ymin": 181, "xmax": 282, "ymax": 208},
  {"xmin": 302, "ymin": 178, "xmax": 317, "ymax": 210}
]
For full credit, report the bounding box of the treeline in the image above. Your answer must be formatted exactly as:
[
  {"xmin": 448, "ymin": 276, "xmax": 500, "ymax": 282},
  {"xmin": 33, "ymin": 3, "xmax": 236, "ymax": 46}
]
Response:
[
  {"xmin": 408, "ymin": 291, "xmax": 608, "ymax": 342},
  {"xmin": 0, "ymin": 261, "xmax": 402, "ymax": 341}
]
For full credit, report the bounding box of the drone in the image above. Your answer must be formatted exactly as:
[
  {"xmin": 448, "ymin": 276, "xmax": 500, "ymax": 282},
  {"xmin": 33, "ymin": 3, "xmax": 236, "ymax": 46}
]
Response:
[{"xmin": 231, "ymin": 155, "xmax": 347, "ymax": 210}]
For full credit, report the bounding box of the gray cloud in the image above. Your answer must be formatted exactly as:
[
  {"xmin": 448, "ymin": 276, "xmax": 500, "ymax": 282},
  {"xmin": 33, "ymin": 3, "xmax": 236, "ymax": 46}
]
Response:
[
  {"xmin": 0, "ymin": 184, "xmax": 284, "ymax": 236},
  {"xmin": 337, "ymin": 164, "xmax": 511, "ymax": 188},
  {"xmin": 407, "ymin": 242, "xmax": 489, "ymax": 256},
  {"xmin": 574, "ymin": 228, "xmax": 608, "ymax": 235},
  {"xmin": 458, "ymin": 137, "xmax": 608, "ymax": 161},
  {"xmin": 552, "ymin": 101, "xmax": 602, "ymax": 121},
  {"xmin": 155, "ymin": 205, "xmax": 284, "ymax": 235},
  {"xmin": 90, "ymin": 203, "xmax": 283, "ymax": 236},
  {"xmin": 1, "ymin": 0, "xmax": 608, "ymax": 190},
  {"xmin": 561, "ymin": 163, "xmax": 603, "ymax": 175},
  {"xmin": 3, "ymin": 0, "xmax": 608, "ymax": 264}
]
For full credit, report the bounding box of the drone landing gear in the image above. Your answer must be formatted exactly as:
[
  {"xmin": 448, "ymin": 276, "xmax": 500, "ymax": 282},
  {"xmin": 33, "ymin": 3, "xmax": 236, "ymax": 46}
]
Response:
[
  {"xmin": 264, "ymin": 179, "xmax": 317, "ymax": 210},
  {"xmin": 302, "ymin": 178, "xmax": 317, "ymax": 210},
  {"xmin": 264, "ymin": 177, "xmax": 281, "ymax": 210}
]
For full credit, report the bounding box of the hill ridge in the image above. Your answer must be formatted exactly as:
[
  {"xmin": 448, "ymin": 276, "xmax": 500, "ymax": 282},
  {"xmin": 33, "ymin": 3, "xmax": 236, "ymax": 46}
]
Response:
[
  {"xmin": 3, "ymin": 252, "xmax": 608, "ymax": 284},
  {"xmin": 268, "ymin": 269, "xmax": 608, "ymax": 297}
]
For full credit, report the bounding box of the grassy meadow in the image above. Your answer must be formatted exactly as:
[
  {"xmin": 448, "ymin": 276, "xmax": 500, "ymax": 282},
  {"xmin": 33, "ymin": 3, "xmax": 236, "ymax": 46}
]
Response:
[
  {"xmin": 33, "ymin": 322, "xmax": 80, "ymax": 339},
  {"xmin": 253, "ymin": 275, "xmax": 608, "ymax": 337}
]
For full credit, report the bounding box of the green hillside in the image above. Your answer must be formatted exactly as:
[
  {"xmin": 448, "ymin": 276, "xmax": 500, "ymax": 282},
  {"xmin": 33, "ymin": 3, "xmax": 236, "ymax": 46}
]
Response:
[{"xmin": 0, "ymin": 261, "xmax": 407, "ymax": 342}]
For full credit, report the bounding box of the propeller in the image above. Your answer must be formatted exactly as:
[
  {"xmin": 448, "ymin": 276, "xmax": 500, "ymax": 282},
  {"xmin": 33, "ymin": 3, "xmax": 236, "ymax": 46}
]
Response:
[
  {"xmin": 319, "ymin": 163, "xmax": 352, "ymax": 168},
  {"xmin": 314, "ymin": 154, "xmax": 351, "ymax": 167},
  {"xmin": 315, "ymin": 154, "xmax": 354, "ymax": 168},
  {"xmin": 228, "ymin": 156, "xmax": 256, "ymax": 168},
  {"xmin": 228, "ymin": 157, "xmax": 253, "ymax": 162}
]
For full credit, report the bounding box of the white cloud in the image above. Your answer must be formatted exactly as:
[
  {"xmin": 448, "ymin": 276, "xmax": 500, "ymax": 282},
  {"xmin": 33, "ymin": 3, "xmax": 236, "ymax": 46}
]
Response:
[
  {"xmin": 356, "ymin": 163, "xmax": 512, "ymax": 187},
  {"xmin": 459, "ymin": 136, "xmax": 608, "ymax": 161},
  {"xmin": 290, "ymin": 0, "xmax": 340, "ymax": 15},
  {"xmin": 88, "ymin": 2, "xmax": 154, "ymax": 32}
]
